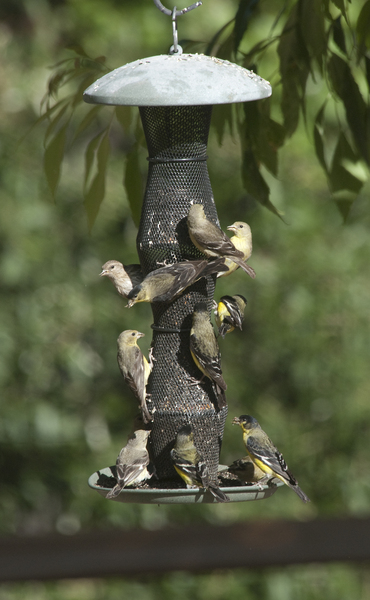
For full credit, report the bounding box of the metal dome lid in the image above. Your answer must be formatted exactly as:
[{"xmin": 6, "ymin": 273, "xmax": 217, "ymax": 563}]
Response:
[{"xmin": 83, "ymin": 52, "xmax": 272, "ymax": 107}]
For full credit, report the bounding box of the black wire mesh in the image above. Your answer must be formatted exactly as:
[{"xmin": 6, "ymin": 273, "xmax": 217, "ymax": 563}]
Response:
[{"xmin": 137, "ymin": 105, "xmax": 227, "ymax": 481}]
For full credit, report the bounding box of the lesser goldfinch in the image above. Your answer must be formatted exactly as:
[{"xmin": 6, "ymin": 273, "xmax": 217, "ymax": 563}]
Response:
[
  {"xmin": 215, "ymin": 294, "xmax": 247, "ymax": 338},
  {"xmin": 228, "ymin": 456, "xmax": 268, "ymax": 485},
  {"xmin": 232, "ymin": 415, "xmax": 310, "ymax": 503},
  {"xmin": 100, "ymin": 260, "xmax": 143, "ymax": 298},
  {"xmin": 190, "ymin": 302, "xmax": 227, "ymax": 409},
  {"xmin": 117, "ymin": 330, "xmax": 153, "ymax": 424},
  {"xmin": 127, "ymin": 258, "xmax": 227, "ymax": 307},
  {"xmin": 217, "ymin": 221, "xmax": 255, "ymax": 279},
  {"xmin": 187, "ymin": 204, "xmax": 255, "ymax": 279},
  {"xmin": 171, "ymin": 425, "xmax": 230, "ymax": 503},
  {"xmin": 106, "ymin": 429, "xmax": 152, "ymax": 499}
]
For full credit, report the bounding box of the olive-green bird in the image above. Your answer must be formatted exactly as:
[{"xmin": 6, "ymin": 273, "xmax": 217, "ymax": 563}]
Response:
[
  {"xmin": 126, "ymin": 258, "xmax": 228, "ymax": 307},
  {"xmin": 117, "ymin": 330, "xmax": 154, "ymax": 424},
  {"xmin": 100, "ymin": 260, "xmax": 143, "ymax": 298},
  {"xmin": 190, "ymin": 302, "xmax": 227, "ymax": 409},
  {"xmin": 232, "ymin": 415, "xmax": 310, "ymax": 503},
  {"xmin": 171, "ymin": 425, "xmax": 230, "ymax": 503},
  {"xmin": 214, "ymin": 294, "xmax": 247, "ymax": 338},
  {"xmin": 187, "ymin": 204, "xmax": 255, "ymax": 279},
  {"xmin": 217, "ymin": 221, "xmax": 254, "ymax": 278},
  {"xmin": 106, "ymin": 429, "xmax": 153, "ymax": 499}
]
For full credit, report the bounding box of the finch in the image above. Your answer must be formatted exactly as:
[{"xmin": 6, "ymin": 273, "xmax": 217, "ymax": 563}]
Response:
[
  {"xmin": 232, "ymin": 415, "xmax": 310, "ymax": 503},
  {"xmin": 215, "ymin": 294, "xmax": 247, "ymax": 338},
  {"xmin": 217, "ymin": 221, "xmax": 254, "ymax": 278},
  {"xmin": 106, "ymin": 429, "xmax": 152, "ymax": 499},
  {"xmin": 126, "ymin": 258, "xmax": 227, "ymax": 307},
  {"xmin": 117, "ymin": 330, "xmax": 153, "ymax": 424},
  {"xmin": 228, "ymin": 456, "xmax": 267, "ymax": 485},
  {"xmin": 187, "ymin": 204, "xmax": 255, "ymax": 279},
  {"xmin": 190, "ymin": 302, "xmax": 227, "ymax": 409},
  {"xmin": 171, "ymin": 425, "xmax": 230, "ymax": 503},
  {"xmin": 100, "ymin": 260, "xmax": 143, "ymax": 298}
]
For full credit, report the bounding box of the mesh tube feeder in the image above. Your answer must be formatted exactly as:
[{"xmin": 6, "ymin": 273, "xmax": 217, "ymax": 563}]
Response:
[{"xmin": 86, "ymin": 1, "xmax": 281, "ymax": 503}]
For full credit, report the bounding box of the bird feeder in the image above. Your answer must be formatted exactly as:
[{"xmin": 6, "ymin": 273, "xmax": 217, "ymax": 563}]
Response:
[{"xmin": 86, "ymin": 0, "xmax": 281, "ymax": 503}]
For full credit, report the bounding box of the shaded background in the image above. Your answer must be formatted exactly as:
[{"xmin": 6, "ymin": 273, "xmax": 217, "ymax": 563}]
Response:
[{"xmin": 1, "ymin": 0, "xmax": 370, "ymax": 598}]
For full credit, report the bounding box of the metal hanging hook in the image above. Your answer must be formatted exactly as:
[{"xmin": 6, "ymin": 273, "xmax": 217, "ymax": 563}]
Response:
[
  {"xmin": 153, "ymin": 0, "xmax": 202, "ymax": 18},
  {"xmin": 170, "ymin": 7, "xmax": 180, "ymax": 55}
]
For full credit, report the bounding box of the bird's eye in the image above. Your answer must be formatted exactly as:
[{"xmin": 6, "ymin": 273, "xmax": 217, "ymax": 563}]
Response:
[
  {"xmin": 110, "ymin": 265, "xmax": 115, "ymax": 270},
  {"xmin": 131, "ymin": 332, "xmax": 136, "ymax": 336},
  {"xmin": 238, "ymin": 224, "xmax": 243, "ymax": 229}
]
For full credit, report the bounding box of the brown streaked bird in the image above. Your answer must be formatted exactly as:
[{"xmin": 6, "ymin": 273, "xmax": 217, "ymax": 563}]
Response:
[
  {"xmin": 106, "ymin": 429, "xmax": 153, "ymax": 499},
  {"xmin": 187, "ymin": 204, "xmax": 255, "ymax": 279},
  {"xmin": 117, "ymin": 330, "xmax": 154, "ymax": 424},
  {"xmin": 126, "ymin": 258, "xmax": 228, "ymax": 308},
  {"xmin": 100, "ymin": 260, "xmax": 143, "ymax": 298},
  {"xmin": 228, "ymin": 456, "xmax": 267, "ymax": 485},
  {"xmin": 190, "ymin": 302, "xmax": 227, "ymax": 410},
  {"xmin": 171, "ymin": 424, "xmax": 230, "ymax": 503},
  {"xmin": 232, "ymin": 415, "xmax": 310, "ymax": 503},
  {"xmin": 215, "ymin": 294, "xmax": 247, "ymax": 338}
]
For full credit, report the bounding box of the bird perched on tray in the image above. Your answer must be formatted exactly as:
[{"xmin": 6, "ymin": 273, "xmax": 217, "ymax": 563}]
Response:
[
  {"xmin": 126, "ymin": 258, "xmax": 228, "ymax": 307},
  {"xmin": 187, "ymin": 204, "xmax": 255, "ymax": 279},
  {"xmin": 190, "ymin": 302, "xmax": 227, "ymax": 410},
  {"xmin": 232, "ymin": 415, "xmax": 310, "ymax": 503},
  {"xmin": 217, "ymin": 221, "xmax": 254, "ymax": 278},
  {"xmin": 100, "ymin": 260, "xmax": 143, "ymax": 298},
  {"xmin": 228, "ymin": 456, "xmax": 267, "ymax": 485},
  {"xmin": 214, "ymin": 294, "xmax": 247, "ymax": 338},
  {"xmin": 171, "ymin": 424, "xmax": 230, "ymax": 503},
  {"xmin": 117, "ymin": 330, "xmax": 154, "ymax": 424},
  {"xmin": 106, "ymin": 429, "xmax": 153, "ymax": 499}
]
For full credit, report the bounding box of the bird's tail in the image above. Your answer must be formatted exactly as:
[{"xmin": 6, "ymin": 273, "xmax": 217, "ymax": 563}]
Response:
[
  {"xmin": 290, "ymin": 483, "xmax": 310, "ymax": 503},
  {"xmin": 232, "ymin": 258, "xmax": 256, "ymax": 279},
  {"xmin": 106, "ymin": 484, "xmax": 122, "ymax": 499},
  {"xmin": 208, "ymin": 483, "xmax": 230, "ymax": 503}
]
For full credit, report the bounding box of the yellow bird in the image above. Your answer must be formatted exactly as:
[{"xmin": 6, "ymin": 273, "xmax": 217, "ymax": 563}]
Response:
[
  {"xmin": 106, "ymin": 429, "xmax": 153, "ymax": 499},
  {"xmin": 187, "ymin": 204, "xmax": 255, "ymax": 279},
  {"xmin": 171, "ymin": 424, "xmax": 230, "ymax": 503},
  {"xmin": 215, "ymin": 294, "xmax": 247, "ymax": 338},
  {"xmin": 218, "ymin": 221, "xmax": 254, "ymax": 278},
  {"xmin": 232, "ymin": 415, "xmax": 310, "ymax": 502}
]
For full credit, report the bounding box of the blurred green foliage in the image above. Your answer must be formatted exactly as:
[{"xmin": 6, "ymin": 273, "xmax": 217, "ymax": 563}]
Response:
[{"xmin": 1, "ymin": 0, "xmax": 370, "ymax": 598}]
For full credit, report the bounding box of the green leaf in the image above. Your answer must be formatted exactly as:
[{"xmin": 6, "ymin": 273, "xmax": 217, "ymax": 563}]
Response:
[
  {"xmin": 212, "ymin": 104, "xmax": 234, "ymax": 146},
  {"xmin": 115, "ymin": 106, "xmax": 133, "ymax": 133},
  {"xmin": 241, "ymin": 148, "xmax": 283, "ymax": 219},
  {"xmin": 313, "ymin": 102, "xmax": 328, "ymax": 173},
  {"xmin": 65, "ymin": 44, "xmax": 89, "ymax": 58},
  {"xmin": 332, "ymin": 16, "xmax": 347, "ymax": 56},
  {"xmin": 124, "ymin": 143, "xmax": 143, "ymax": 228},
  {"xmin": 84, "ymin": 130, "xmax": 106, "ymax": 189},
  {"xmin": 356, "ymin": 0, "xmax": 370, "ymax": 55},
  {"xmin": 327, "ymin": 53, "xmax": 369, "ymax": 164},
  {"xmin": 84, "ymin": 132, "xmax": 110, "ymax": 230},
  {"xmin": 44, "ymin": 103, "xmax": 70, "ymax": 146},
  {"xmin": 277, "ymin": 5, "xmax": 310, "ymax": 136},
  {"xmin": 43, "ymin": 123, "xmax": 68, "ymax": 199},
  {"xmin": 243, "ymin": 101, "xmax": 285, "ymax": 176},
  {"xmin": 233, "ymin": 0, "xmax": 259, "ymax": 55},
  {"xmin": 331, "ymin": 0, "xmax": 347, "ymax": 18},
  {"xmin": 334, "ymin": 194, "xmax": 355, "ymax": 222},
  {"xmin": 74, "ymin": 106, "xmax": 102, "ymax": 141},
  {"xmin": 298, "ymin": 0, "xmax": 327, "ymax": 72},
  {"xmin": 329, "ymin": 132, "xmax": 363, "ymax": 194}
]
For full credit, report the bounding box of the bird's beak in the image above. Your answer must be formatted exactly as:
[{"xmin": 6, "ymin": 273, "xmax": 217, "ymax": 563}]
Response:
[
  {"xmin": 232, "ymin": 417, "xmax": 241, "ymax": 426},
  {"xmin": 227, "ymin": 224, "xmax": 236, "ymax": 232},
  {"xmin": 100, "ymin": 270, "xmax": 107, "ymax": 277},
  {"xmin": 137, "ymin": 332, "xmax": 145, "ymax": 338}
]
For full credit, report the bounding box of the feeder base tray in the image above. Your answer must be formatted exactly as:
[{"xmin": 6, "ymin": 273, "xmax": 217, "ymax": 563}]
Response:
[{"xmin": 88, "ymin": 466, "xmax": 283, "ymax": 504}]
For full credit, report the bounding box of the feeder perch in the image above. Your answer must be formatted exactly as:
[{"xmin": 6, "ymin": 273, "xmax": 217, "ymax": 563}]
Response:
[{"xmin": 85, "ymin": 1, "xmax": 277, "ymax": 503}]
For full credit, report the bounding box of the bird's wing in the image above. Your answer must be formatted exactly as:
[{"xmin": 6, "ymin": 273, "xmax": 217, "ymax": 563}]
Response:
[
  {"xmin": 117, "ymin": 453, "xmax": 150, "ymax": 488},
  {"xmin": 171, "ymin": 449, "xmax": 202, "ymax": 486},
  {"xmin": 124, "ymin": 264, "xmax": 143, "ymax": 288},
  {"xmin": 152, "ymin": 261, "xmax": 206, "ymax": 302},
  {"xmin": 203, "ymin": 228, "xmax": 245, "ymax": 258},
  {"xmin": 190, "ymin": 334, "xmax": 227, "ymax": 391},
  {"xmin": 124, "ymin": 348, "xmax": 146, "ymax": 403},
  {"xmin": 221, "ymin": 296, "xmax": 244, "ymax": 330},
  {"xmin": 246, "ymin": 435, "xmax": 298, "ymax": 486}
]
